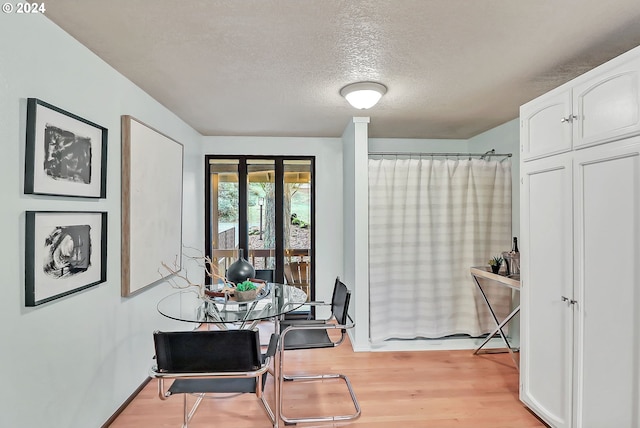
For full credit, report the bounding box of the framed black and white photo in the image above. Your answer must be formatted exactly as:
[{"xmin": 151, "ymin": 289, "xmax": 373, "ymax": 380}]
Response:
[
  {"xmin": 25, "ymin": 211, "xmax": 107, "ymax": 306},
  {"xmin": 24, "ymin": 98, "xmax": 108, "ymax": 198}
]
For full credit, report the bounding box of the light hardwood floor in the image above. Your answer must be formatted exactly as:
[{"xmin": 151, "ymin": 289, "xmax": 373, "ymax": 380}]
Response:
[{"xmin": 108, "ymin": 327, "xmax": 547, "ymax": 428}]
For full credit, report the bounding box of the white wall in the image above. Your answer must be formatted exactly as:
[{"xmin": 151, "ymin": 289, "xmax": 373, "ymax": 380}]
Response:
[
  {"xmin": 200, "ymin": 136, "xmax": 344, "ymax": 311},
  {"xmin": 368, "ymin": 137, "xmax": 469, "ymax": 153},
  {"xmin": 0, "ymin": 12, "xmax": 202, "ymax": 428}
]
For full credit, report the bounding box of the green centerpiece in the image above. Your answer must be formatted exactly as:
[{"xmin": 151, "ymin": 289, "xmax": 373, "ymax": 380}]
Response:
[{"xmin": 235, "ymin": 280, "xmax": 258, "ymax": 302}]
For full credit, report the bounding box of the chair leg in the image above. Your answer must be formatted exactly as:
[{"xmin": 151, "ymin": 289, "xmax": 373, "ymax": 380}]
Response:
[
  {"xmin": 255, "ymin": 374, "xmax": 276, "ymax": 426},
  {"xmin": 182, "ymin": 393, "xmax": 205, "ymax": 428},
  {"xmin": 182, "ymin": 394, "xmax": 188, "ymax": 428},
  {"xmin": 278, "ymin": 348, "xmax": 361, "ymax": 425}
]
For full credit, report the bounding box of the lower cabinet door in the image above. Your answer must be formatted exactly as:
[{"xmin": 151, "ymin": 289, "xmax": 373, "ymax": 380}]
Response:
[
  {"xmin": 520, "ymin": 154, "xmax": 574, "ymax": 428},
  {"xmin": 572, "ymin": 137, "xmax": 640, "ymax": 428}
]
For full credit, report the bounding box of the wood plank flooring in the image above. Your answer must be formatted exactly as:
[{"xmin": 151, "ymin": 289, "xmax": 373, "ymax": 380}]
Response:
[{"xmin": 108, "ymin": 326, "xmax": 547, "ymax": 428}]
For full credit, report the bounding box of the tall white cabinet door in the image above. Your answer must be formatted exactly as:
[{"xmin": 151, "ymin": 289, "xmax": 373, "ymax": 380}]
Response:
[
  {"xmin": 521, "ymin": 90, "xmax": 573, "ymax": 161},
  {"xmin": 520, "ymin": 155, "xmax": 574, "ymax": 428},
  {"xmin": 573, "ymin": 57, "xmax": 640, "ymax": 150},
  {"xmin": 573, "ymin": 137, "xmax": 640, "ymax": 428}
]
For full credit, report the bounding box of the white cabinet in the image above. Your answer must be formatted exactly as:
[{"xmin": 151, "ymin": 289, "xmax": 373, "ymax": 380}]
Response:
[
  {"xmin": 573, "ymin": 56, "xmax": 640, "ymax": 149},
  {"xmin": 521, "ymin": 44, "xmax": 640, "ymax": 428},
  {"xmin": 571, "ymin": 138, "xmax": 640, "ymax": 428},
  {"xmin": 521, "ymin": 136, "xmax": 640, "ymax": 427},
  {"xmin": 521, "ymin": 154, "xmax": 574, "ymax": 428},
  {"xmin": 521, "ymin": 48, "xmax": 640, "ymax": 161},
  {"xmin": 520, "ymin": 90, "xmax": 573, "ymax": 160}
]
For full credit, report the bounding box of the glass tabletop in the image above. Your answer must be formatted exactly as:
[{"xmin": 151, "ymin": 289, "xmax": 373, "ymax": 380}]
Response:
[{"xmin": 157, "ymin": 283, "xmax": 307, "ymax": 324}]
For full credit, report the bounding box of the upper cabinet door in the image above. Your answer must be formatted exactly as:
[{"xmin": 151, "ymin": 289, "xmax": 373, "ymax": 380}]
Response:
[
  {"xmin": 573, "ymin": 56, "xmax": 640, "ymax": 150},
  {"xmin": 521, "ymin": 90, "xmax": 573, "ymax": 161}
]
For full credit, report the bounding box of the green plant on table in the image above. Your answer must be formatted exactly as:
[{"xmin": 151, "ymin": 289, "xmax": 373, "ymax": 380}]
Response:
[
  {"xmin": 236, "ymin": 280, "xmax": 258, "ymax": 292},
  {"xmin": 488, "ymin": 255, "xmax": 503, "ymax": 266}
]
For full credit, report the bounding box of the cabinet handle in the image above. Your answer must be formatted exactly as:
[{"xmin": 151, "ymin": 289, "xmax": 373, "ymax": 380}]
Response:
[
  {"xmin": 561, "ymin": 296, "xmax": 569, "ymax": 301},
  {"xmin": 560, "ymin": 115, "xmax": 578, "ymax": 123}
]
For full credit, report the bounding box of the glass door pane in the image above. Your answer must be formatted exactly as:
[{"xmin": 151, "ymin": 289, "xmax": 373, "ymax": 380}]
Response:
[
  {"xmin": 283, "ymin": 160, "xmax": 312, "ymax": 301},
  {"xmin": 209, "ymin": 159, "xmax": 239, "ymax": 282},
  {"xmin": 247, "ymin": 159, "xmax": 275, "ymax": 271},
  {"xmin": 206, "ymin": 156, "xmax": 314, "ymax": 305}
]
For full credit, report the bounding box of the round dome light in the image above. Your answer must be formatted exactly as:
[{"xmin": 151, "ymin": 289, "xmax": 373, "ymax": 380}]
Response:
[{"xmin": 340, "ymin": 82, "xmax": 387, "ymax": 109}]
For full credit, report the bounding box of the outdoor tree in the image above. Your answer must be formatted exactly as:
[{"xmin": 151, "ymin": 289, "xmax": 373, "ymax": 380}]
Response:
[
  {"xmin": 259, "ymin": 182, "xmax": 295, "ymax": 258},
  {"xmin": 218, "ymin": 182, "xmax": 238, "ymax": 222}
]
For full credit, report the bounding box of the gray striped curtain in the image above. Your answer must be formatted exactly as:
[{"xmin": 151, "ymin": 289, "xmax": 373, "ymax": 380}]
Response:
[{"xmin": 368, "ymin": 157, "xmax": 512, "ymax": 344}]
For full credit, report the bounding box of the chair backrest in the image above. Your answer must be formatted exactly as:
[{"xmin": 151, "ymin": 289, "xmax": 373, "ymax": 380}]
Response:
[
  {"xmin": 253, "ymin": 269, "xmax": 274, "ymax": 282},
  {"xmin": 330, "ymin": 277, "xmax": 351, "ymax": 325},
  {"xmin": 153, "ymin": 329, "xmax": 262, "ymax": 373}
]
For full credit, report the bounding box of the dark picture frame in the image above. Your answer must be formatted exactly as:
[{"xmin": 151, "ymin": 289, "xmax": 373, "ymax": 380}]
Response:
[
  {"xmin": 25, "ymin": 211, "xmax": 107, "ymax": 306},
  {"xmin": 121, "ymin": 116, "xmax": 183, "ymax": 296},
  {"xmin": 25, "ymin": 98, "xmax": 108, "ymax": 198}
]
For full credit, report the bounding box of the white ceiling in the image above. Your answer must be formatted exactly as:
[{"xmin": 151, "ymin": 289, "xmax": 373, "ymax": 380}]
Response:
[{"xmin": 45, "ymin": 0, "xmax": 640, "ymax": 139}]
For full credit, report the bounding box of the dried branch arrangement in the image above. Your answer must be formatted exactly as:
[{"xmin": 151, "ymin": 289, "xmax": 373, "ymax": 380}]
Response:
[{"xmin": 159, "ymin": 246, "xmax": 235, "ymax": 299}]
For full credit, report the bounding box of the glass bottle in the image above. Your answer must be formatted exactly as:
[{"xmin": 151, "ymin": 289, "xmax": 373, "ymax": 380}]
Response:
[{"xmin": 509, "ymin": 237, "xmax": 520, "ymax": 275}]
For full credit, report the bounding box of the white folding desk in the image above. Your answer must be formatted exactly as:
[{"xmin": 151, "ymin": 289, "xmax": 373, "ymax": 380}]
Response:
[{"xmin": 470, "ymin": 266, "xmax": 520, "ymax": 370}]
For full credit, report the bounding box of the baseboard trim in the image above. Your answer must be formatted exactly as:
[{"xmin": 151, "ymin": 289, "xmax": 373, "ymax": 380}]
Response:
[{"xmin": 101, "ymin": 377, "xmax": 151, "ymax": 427}]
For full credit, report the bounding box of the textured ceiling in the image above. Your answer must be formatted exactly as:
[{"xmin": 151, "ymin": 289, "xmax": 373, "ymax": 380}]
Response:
[{"xmin": 45, "ymin": 0, "xmax": 640, "ymax": 139}]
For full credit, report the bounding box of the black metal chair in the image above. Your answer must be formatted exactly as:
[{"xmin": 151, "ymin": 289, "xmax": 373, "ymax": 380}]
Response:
[
  {"xmin": 254, "ymin": 268, "xmax": 310, "ymax": 320},
  {"xmin": 277, "ymin": 277, "xmax": 361, "ymax": 424},
  {"xmin": 253, "ymin": 268, "xmax": 274, "ymax": 282},
  {"xmin": 150, "ymin": 329, "xmax": 279, "ymax": 428}
]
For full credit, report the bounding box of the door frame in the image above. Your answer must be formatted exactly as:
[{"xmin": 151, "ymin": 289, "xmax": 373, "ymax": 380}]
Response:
[{"xmin": 204, "ymin": 155, "xmax": 316, "ymax": 301}]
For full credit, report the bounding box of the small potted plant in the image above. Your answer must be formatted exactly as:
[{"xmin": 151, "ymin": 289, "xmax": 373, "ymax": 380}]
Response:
[
  {"xmin": 235, "ymin": 280, "xmax": 258, "ymax": 302},
  {"xmin": 488, "ymin": 255, "xmax": 503, "ymax": 274}
]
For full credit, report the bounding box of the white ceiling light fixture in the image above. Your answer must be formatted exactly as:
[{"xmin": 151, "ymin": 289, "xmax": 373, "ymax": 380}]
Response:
[{"xmin": 340, "ymin": 81, "xmax": 387, "ymax": 109}]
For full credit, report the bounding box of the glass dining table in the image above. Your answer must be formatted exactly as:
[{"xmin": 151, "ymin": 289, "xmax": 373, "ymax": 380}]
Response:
[
  {"xmin": 156, "ymin": 283, "xmax": 306, "ymax": 427},
  {"xmin": 156, "ymin": 283, "xmax": 308, "ymax": 330}
]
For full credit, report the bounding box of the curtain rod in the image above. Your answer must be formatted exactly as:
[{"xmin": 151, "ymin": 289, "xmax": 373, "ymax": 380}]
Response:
[{"xmin": 368, "ymin": 152, "xmax": 512, "ymax": 158}]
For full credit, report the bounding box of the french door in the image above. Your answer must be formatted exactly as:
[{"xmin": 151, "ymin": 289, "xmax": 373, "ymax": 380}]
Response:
[{"xmin": 204, "ymin": 156, "xmax": 314, "ymax": 301}]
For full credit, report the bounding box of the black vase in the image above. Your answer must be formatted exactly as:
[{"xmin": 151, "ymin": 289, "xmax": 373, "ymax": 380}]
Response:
[{"xmin": 226, "ymin": 249, "xmax": 255, "ymax": 284}]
